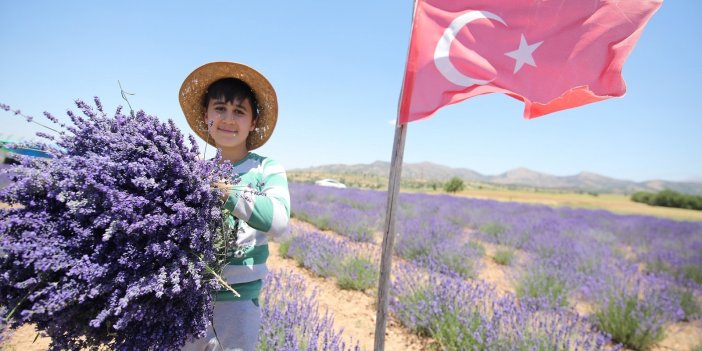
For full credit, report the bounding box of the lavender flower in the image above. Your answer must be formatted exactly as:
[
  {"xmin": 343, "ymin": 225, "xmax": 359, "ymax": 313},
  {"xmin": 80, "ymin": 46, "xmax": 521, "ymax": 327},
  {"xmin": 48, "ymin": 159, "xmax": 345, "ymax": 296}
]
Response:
[
  {"xmin": 590, "ymin": 273, "xmax": 682, "ymax": 350},
  {"xmin": 284, "ymin": 223, "xmax": 379, "ymax": 292},
  {"xmin": 290, "ymin": 184, "xmax": 382, "ymax": 242},
  {"xmin": 389, "ymin": 263, "xmax": 619, "ymax": 350},
  {"xmin": 0, "ymin": 99, "xmax": 230, "ymax": 350},
  {"xmin": 42, "ymin": 111, "xmax": 60, "ymax": 124},
  {"xmin": 286, "ymin": 230, "xmax": 347, "ymax": 278},
  {"xmin": 258, "ymin": 270, "xmax": 361, "ymax": 351}
]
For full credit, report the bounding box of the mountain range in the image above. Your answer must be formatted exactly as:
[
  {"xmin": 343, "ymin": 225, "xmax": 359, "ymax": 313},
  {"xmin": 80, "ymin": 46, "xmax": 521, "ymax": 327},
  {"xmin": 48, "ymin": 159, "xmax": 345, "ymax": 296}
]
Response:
[{"xmin": 290, "ymin": 161, "xmax": 702, "ymax": 195}]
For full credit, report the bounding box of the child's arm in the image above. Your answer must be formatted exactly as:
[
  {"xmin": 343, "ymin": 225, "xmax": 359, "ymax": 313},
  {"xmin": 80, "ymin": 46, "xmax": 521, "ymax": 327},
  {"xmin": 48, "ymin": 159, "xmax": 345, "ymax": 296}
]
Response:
[{"xmin": 222, "ymin": 159, "xmax": 290, "ymax": 237}]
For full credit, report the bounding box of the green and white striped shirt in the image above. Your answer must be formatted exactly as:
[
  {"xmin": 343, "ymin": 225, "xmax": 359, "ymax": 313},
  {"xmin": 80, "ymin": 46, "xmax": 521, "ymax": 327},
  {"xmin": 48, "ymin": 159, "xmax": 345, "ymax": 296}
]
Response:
[{"xmin": 217, "ymin": 152, "xmax": 290, "ymax": 301}]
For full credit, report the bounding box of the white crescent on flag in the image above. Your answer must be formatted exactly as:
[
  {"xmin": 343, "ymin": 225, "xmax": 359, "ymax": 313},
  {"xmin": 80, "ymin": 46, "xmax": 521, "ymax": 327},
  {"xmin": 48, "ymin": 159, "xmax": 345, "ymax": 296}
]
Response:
[{"xmin": 433, "ymin": 10, "xmax": 507, "ymax": 87}]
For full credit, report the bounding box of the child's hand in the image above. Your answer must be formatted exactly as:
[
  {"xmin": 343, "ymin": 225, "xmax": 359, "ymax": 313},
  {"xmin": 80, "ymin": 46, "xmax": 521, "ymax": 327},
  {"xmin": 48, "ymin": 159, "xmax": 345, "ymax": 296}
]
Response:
[
  {"xmin": 212, "ymin": 181, "xmax": 232, "ymax": 201},
  {"xmin": 213, "ymin": 180, "xmax": 248, "ymax": 201},
  {"xmin": 212, "ymin": 180, "xmax": 230, "ymax": 191}
]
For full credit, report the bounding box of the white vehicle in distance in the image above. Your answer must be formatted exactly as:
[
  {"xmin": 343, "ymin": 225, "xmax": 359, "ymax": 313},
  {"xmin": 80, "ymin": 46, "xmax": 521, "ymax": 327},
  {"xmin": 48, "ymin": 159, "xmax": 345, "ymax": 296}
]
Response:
[{"xmin": 314, "ymin": 179, "xmax": 347, "ymax": 188}]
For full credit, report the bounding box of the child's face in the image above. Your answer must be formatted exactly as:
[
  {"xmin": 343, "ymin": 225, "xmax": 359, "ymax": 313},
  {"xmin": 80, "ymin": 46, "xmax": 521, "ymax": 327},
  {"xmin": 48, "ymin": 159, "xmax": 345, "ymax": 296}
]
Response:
[{"xmin": 204, "ymin": 97, "xmax": 256, "ymax": 149}]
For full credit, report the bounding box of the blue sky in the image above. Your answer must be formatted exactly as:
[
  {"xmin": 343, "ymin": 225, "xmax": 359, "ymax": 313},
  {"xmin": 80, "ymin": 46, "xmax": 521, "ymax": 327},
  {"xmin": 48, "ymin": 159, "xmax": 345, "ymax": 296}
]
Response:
[{"xmin": 0, "ymin": 1, "xmax": 699, "ymax": 182}]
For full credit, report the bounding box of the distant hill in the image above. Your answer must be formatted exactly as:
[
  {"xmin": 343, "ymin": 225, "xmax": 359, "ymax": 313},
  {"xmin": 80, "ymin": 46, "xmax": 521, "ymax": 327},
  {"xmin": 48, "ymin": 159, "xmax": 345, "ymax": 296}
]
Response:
[{"xmin": 290, "ymin": 161, "xmax": 702, "ymax": 195}]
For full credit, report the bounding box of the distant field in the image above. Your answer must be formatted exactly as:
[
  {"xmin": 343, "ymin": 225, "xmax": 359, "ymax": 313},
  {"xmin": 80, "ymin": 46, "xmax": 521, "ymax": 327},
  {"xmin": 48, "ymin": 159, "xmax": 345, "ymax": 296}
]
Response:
[{"xmin": 288, "ymin": 171, "xmax": 702, "ymax": 222}]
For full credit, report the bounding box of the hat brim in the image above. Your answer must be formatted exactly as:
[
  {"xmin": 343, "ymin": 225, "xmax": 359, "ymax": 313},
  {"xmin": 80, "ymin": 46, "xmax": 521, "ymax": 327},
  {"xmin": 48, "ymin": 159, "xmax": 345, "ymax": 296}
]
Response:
[{"xmin": 179, "ymin": 62, "xmax": 278, "ymax": 150}]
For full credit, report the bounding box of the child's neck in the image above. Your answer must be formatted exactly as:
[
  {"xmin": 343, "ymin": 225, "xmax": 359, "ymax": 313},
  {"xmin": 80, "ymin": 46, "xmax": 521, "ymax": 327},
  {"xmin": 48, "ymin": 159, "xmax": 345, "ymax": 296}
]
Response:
[{"xmin": 219, "ymin": 146, "xmax": 250, "ymax": 164}]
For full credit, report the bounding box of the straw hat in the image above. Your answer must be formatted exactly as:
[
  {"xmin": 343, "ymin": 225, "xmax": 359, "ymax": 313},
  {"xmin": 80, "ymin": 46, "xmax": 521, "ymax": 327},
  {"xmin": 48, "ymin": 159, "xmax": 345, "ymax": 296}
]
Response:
[{"xmin": 179, "ymin": 62, "xmax": 278, "ymax": 150}]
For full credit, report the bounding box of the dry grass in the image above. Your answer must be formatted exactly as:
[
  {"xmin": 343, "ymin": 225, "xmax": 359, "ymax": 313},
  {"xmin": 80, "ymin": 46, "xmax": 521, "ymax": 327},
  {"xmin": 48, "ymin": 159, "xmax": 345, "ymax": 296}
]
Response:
[{"xmin": 448, "ymin": 188, "xmax": 702, "ymax": 222}]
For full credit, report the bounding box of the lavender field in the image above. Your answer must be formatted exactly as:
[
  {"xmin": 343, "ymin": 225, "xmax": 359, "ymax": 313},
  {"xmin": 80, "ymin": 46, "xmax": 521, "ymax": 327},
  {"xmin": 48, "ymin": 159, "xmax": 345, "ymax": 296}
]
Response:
[
  {"xmin": 3, "ymin": 182, "xmax": 702, "ymax": 350},
  {"xmin": 284, "ymin": 183, "xmax": 702, "ymax": 351}
]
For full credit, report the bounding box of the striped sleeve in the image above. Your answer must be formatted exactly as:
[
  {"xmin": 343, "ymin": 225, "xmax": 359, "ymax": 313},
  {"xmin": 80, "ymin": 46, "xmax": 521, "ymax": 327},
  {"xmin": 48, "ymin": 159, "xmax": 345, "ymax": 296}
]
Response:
[{"xmin": 223, "ymin": 158, "xmax": 290, "ymax": 236}]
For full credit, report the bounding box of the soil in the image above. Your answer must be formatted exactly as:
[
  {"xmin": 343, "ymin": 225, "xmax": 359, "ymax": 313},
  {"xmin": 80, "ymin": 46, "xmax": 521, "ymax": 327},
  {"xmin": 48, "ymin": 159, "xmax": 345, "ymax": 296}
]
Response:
[{"xmin": 3, "ymin": 325, "xmax": 51, "ymax": 351}]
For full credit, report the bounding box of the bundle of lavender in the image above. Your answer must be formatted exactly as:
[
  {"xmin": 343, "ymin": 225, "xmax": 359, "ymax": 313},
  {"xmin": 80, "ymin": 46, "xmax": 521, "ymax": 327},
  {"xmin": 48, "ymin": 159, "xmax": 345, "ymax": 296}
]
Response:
[{"xmin": 0, "ymin": 98, "xmax": 231, "ymax": 350}]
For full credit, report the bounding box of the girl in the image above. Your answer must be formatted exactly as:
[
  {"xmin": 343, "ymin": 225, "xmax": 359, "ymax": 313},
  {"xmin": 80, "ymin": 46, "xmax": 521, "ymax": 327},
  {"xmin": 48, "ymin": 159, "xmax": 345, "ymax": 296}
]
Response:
[{"xmin": 179, "ymin": 62, "xmax": 290, "ymax": 351}]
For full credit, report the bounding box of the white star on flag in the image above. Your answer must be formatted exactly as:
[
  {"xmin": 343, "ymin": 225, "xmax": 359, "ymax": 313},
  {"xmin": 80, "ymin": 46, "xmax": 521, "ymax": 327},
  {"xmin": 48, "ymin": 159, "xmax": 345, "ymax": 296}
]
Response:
[{"xmin": 505, "ymin": 34, "xmax": 543, "ymax": 74}]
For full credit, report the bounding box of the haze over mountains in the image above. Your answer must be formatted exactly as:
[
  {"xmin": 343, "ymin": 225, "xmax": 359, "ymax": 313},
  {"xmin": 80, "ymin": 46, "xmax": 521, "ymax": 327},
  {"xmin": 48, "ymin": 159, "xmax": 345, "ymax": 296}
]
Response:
[{"xmin": 291, "ymin": 161, "xmax": 702, "ymax": 195}]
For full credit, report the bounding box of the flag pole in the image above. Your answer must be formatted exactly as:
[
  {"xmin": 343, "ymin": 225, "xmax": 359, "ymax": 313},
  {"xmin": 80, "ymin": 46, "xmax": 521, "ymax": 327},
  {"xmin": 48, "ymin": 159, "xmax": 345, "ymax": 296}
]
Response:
[
  {"xmin": 373, "ymin": 120, "xmax": 407, "ymax": 351},
  {"xmin": 373, "ymin": 1, "xmax": 416, "ymax": 349}
]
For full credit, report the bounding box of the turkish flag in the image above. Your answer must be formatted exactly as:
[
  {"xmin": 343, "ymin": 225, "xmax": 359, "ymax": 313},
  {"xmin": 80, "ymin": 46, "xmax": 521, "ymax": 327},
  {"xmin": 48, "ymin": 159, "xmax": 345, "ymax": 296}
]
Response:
[{"xmin": 398, "ymin": 0, "xmax": 663, "ymax": 123}]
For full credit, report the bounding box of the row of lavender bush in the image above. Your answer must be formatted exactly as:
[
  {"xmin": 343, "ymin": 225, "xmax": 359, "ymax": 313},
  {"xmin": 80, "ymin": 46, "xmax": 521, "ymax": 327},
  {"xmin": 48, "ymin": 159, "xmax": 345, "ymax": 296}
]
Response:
[
  {"xmin": 289, "ymin": 182, "xmax": 702, "ymax": 350},
  {"xmin": 279, "ymin": 224, "xmax": 379, "ymax": 292},
  {"xmin": 391, "ymin": 262, "xmax": 621, "ymax": 351},
  {"xmin": 258, "ymin": 270, "xmax": 360, "ymax": 351}
]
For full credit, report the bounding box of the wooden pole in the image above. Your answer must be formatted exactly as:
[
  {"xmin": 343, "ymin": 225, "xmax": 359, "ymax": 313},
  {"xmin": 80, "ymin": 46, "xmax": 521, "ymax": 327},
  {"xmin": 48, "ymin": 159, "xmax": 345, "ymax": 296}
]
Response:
[
  {"xmin": 373, "ymin": 120, "xmax": 407, "ymax": 351},
  {"xmin": 374, "ymin": 3, "xmax": 416, "ymax": 349}
]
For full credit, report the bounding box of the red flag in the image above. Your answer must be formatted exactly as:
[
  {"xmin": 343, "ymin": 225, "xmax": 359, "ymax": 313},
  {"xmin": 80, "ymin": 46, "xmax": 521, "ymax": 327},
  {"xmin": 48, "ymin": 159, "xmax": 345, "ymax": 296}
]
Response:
[{"xmin": 398, "ymin": 0, "xmax": 663, "ymax": 123}]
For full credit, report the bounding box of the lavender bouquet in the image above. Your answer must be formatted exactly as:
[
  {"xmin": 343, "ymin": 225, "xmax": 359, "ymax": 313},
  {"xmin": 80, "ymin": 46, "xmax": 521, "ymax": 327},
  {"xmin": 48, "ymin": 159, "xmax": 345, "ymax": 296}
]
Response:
[{"xmin": 0, "ymin": 99, "xmax": 230, "ymax": 350}]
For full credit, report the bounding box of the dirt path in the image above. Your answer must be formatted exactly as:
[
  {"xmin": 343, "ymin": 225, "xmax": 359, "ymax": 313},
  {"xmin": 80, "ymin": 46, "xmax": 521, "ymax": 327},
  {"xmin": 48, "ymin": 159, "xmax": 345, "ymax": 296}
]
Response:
[{"xmin": 3, "ymin": 324, "xmax": 50, "ymax": 350}]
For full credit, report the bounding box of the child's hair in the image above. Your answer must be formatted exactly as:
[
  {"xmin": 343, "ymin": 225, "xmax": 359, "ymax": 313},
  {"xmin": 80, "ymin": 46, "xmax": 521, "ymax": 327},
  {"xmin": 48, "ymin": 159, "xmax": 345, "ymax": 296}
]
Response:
[{"xmin": 202, "ymin": 78, "xmax": 259, "ymax": 119}]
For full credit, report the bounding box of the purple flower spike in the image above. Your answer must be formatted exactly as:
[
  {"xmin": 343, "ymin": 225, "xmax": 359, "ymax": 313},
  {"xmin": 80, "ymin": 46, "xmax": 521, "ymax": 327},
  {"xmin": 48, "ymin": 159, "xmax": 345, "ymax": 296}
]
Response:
[
  {"xmin": 93, "ymin": 96, "xmax": 103, "ymax": 113},
  {"xmin": 43, "ymin": 111, "xmax": 60, "ymax": 124}
]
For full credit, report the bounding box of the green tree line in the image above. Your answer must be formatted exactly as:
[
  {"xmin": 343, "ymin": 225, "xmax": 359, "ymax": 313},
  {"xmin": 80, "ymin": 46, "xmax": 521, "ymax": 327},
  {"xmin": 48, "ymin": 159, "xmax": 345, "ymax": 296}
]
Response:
[{"xmin": 631, "ymin": 189, "xmax": 702, "ymax": 211}]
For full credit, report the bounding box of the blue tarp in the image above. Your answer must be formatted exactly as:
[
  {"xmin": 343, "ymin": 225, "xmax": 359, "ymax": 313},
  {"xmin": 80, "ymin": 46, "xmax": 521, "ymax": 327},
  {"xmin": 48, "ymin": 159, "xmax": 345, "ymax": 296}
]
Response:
[{"xmin": 0, "ymin": 139, "xmax": 52, "ymax": 159}]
